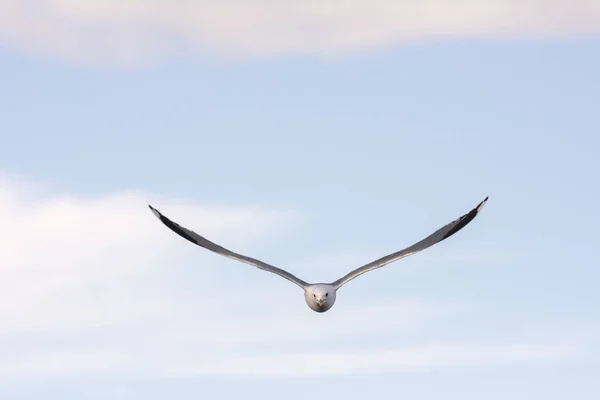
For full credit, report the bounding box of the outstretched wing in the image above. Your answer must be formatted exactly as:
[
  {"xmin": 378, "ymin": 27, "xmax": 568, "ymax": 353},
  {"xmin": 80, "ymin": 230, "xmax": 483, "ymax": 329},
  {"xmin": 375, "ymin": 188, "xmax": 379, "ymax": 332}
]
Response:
[
  {"xmin": 148, "ymin": 205, "xmax": 308, "ymax": 289},
  {"xmin": 331, "ymin": 196, "xmax": 489, "ymax": 289}
]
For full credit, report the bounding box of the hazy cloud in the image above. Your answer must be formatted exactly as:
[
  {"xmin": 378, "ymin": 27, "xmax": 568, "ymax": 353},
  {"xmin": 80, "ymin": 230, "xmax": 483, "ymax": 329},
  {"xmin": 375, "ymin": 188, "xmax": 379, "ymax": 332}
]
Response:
[{"xmin": 0, "ymin": 0, "xmax": 598, "ymax": 66}]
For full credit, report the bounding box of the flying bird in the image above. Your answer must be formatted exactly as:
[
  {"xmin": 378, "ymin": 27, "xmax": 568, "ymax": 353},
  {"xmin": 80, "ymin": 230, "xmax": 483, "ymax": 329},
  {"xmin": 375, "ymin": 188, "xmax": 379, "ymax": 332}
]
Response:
[{"xmin": 148, "ymin": 196, "xmax": 488, "ymax": 313}]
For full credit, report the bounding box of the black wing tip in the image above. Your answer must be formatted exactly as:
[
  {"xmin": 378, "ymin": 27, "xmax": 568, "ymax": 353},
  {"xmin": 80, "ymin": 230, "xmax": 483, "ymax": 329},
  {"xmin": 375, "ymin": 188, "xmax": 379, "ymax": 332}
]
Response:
[
  {"xmin": 477, "ymin": 196, "xmax": 489, "ymax": 212},
  {"xmin": 148, "ymin": 204, "xmax": 162, "ymax": 219},
  {"xmin": 441, "ymin": 196, "xmax": 489, "ymax": 240}
]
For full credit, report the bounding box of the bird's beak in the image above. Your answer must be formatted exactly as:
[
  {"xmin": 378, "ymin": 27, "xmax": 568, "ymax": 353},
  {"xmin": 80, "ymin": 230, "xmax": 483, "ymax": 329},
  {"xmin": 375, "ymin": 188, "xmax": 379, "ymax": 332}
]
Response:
[{"xmin": 316, "ymin": 298, "xmax": 324, "ymax": 307}]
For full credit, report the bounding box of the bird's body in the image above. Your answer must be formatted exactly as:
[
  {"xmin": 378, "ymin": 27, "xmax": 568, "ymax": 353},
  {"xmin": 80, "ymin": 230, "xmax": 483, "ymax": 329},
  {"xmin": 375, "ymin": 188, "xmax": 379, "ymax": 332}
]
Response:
[{"xmin": 148, "ymin": 196, "xmax": 488, "ymax": 313}]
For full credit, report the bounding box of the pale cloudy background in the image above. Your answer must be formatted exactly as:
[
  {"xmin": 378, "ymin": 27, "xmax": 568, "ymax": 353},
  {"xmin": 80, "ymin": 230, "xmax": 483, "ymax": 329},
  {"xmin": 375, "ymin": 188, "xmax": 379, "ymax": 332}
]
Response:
[
  {"xmin": 1, "ymin": 1, "xmax": 599, "ymax": 399},
  {"xmin": 2, "ymin": 0, "xmax": 600, "ymax": 65}
]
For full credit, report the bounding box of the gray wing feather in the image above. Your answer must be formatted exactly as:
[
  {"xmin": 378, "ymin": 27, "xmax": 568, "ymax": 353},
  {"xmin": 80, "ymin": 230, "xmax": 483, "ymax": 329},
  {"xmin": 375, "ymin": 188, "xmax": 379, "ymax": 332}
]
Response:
[
  {"xmin": 331, "ymin": 196, "xmax": 489, "ymax": 289},
  {"xmin": 148, "ymin": 205, "xmax": 308, "ymax": 289}
]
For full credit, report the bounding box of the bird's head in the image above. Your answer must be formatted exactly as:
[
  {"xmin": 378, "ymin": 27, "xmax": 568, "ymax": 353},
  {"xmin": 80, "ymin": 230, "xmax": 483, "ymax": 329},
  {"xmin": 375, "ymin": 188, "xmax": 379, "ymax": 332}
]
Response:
[{"xmin": 304, "ymin": 284, "xmax": 336, "ymax": 313}]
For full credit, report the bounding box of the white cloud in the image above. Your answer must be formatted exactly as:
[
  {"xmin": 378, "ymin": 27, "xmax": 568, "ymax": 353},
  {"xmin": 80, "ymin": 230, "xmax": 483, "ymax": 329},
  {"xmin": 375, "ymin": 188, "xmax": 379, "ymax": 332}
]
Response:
[
  {"xmin": 0, "ymin": 172, "xmax": 584, "ymax": 381},
  {"xmin": 0, "ymin": 0, "xmax": 598, "ymax": 66}
]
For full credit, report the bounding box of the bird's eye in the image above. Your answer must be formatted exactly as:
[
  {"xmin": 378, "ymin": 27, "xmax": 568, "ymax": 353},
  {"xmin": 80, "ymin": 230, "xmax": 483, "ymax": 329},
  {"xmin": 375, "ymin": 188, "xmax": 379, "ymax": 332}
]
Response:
[
  {"xmin": 326, "ymin": 293, "xmax": 329, "ymax": 297},
  {"xmin": 313, "ymin": 294, "xmax": 316, "ymax": 297}
]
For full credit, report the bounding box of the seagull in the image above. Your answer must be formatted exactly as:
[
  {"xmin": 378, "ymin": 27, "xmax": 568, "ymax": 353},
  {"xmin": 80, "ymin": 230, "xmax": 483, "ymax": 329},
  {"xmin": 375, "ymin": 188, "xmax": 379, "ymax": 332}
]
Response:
[{"xmin": 148, "ymin": 196, "xmax": 488, "ymax": 313}]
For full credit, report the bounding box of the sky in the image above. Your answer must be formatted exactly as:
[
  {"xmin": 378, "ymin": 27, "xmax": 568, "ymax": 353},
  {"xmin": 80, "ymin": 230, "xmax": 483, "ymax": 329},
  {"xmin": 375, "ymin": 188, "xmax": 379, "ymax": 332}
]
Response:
[{"xmin": 1, "ymin": 1, "xmax": 599, "ymax": 399}]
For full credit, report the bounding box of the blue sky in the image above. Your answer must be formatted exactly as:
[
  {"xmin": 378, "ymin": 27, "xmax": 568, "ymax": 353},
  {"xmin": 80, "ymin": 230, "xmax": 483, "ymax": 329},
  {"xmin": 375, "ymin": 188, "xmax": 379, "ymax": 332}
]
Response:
[{"xmin": 1, "ymin": 2, "xmax": 599, "ymax": 399}]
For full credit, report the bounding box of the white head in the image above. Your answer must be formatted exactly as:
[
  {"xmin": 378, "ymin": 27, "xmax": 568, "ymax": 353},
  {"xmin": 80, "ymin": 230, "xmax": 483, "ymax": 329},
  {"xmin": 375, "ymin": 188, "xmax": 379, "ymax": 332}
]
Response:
[{"xmin": 304, "ymin": 284, "xmax": 337, "ymax": 313}]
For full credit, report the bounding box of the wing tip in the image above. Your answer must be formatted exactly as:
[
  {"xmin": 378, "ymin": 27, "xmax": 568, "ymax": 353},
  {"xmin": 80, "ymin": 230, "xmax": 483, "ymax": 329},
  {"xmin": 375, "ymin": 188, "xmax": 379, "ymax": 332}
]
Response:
[
  {"xmin": 148, "ymin": 204, "xmax": 161, "ymax": 219},
  {"xmin": 477, "ymin": 196, "xmax": 489, "ymax": 213}
]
